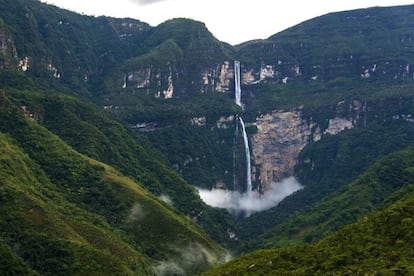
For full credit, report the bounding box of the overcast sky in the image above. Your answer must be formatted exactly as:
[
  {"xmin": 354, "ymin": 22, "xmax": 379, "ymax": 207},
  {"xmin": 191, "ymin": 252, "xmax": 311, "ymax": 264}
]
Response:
[{"xmin": 40, "ymin": 0, "xmax": 414, "ymax": 45}]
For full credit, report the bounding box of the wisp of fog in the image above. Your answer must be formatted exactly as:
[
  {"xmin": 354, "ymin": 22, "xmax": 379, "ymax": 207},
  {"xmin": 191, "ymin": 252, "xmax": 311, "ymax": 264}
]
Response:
[{"xmin": 198, "ymin": 176, "xmax": 303, "ymax": 216}]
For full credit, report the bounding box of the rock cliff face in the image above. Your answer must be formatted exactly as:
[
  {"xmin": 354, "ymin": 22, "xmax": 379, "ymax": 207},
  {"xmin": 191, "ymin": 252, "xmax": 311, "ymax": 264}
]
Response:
[
  {"xmin": 251, "ymin": 110, "xmax": 320, "ymax": 190},
  {"xmin": 214, "ymin": 61, "xmax": 233, "ymax": 93},
  {"xmin": 122, "ymin": 61, "xmax": 236, "ymax": 97},
  {"xmin": 119, "ymin": 60, "xmax": 295, "ymax": 98},
  {"xmin": 251, "ymin": 109, "xmax": 355, "ymax": 191},
  {"xmin": 0, "ymin": 24, "xmax": 17, "ymax": 69},
  {"xmin": 324, "ymin": 117, "xmax": 354, "ymax": 135},
  {"xmin": 123, "ymin": 65, "xmax": 176, "ymax": 98},
  {"xmin": 119, "ymin": 55, "xmax": 414, "ymax": 99}
]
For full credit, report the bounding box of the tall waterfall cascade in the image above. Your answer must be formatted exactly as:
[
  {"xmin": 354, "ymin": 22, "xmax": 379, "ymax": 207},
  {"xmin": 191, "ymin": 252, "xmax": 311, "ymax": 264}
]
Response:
[
  {"xmin": 234, "ymin": 60, "xmax": 242, "ymax": 108},
  {"xmin": 239, "ymin": 117, "xmax": 252, "ymax": 194},
  {"xmin": 233, "ymin": 117, "xmax": 239, "ymax": 190},
  {"xmin": 234, "ymin": 60, "xmax": 252, "ymax": 194}
]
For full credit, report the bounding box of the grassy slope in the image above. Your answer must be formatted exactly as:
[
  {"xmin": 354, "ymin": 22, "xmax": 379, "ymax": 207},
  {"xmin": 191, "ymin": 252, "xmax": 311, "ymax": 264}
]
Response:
[
  {"xmin": 0, "ymin": 95, "xmax": 226, "ymax": 274},
  {"xmin": 0, "ymin": 239, "xmax": 37, "ymax": 275},
  {"xmin": 0, "ymin": 132, "xmax": 152, "ymax": 275},
  {"xmin": 204, "ymin": 184, "xmax": 414, "ymax": 275},
  {"xmin": 241, "ymin": 146, "xmax": 414, "ymax": 251},
  {"xmin": 2, "ymin": 2, "xmax": 414, "ymax": 274},
  {"xmin": 5, "ymin": 87, "xmax": 237, "ymax": 248}
]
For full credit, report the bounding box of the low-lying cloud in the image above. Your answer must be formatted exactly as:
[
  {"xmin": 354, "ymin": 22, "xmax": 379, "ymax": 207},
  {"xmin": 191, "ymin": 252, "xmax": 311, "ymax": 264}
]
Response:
[
  {"xmin": 198, "ymin": 176, "xmax": 303, "ymax": 216},
  {"xmin": 159, "ymin": 194, "xmax": 174, "ymax": 206},
  {"xmin": 153, "ymin": 242, "xmax": 227, "ymax": 275},
  {"xmin": 154, "ymin": 261, "xmax": 185, "ymax": 276},
  {"xmin": 126, "ymin": 202, "xmax": 145, "ymax": 223}
]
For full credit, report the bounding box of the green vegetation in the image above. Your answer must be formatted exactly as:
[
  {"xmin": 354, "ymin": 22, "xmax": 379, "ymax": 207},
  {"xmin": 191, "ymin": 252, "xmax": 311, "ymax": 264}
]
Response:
[
  {"xmin": 4, "ymin": 87, "xmax": 237, "ymax": 247},
  {"xmin": 237, "ymin": 120, "xmax": 414, "ymax": 245},
  {"xmin": 0, "ymin": 0, "xmax": 152, "ymax": 96},
  {"xmin": 0, "ymin": 240, "xmax": 36, "ymax": 275},
  {"xmin": 0, "ymin": 95, "xmax": 226, "ymax": 274},
  {"xmin": 237, "ymin": 4, "xmax": 414, "ymax": 84},
  {"xmin": 204, "ymin": 184, "xmax": 414, "ymax": 275},
  {"xmin": 251, "ymin": 146, "xmax": 414, "ymax": 249},
  {"xmin": 243, "ymin": 79, "xmax": 414, "ymax": 118},
  {"xmin": 0, "ymin": 130, "xmax": 153, "ymax": 275},
  {"xmin": 112, "ymin": 90, "xmax": 238, "ymax": 125},
  {"xmin": 2, "ymin": 0, "xmax": 414, "ymax": 274}
]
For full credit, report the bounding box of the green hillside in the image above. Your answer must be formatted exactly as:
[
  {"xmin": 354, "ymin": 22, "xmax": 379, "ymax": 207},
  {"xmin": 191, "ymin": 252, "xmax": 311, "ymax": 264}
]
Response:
[
  {"xmin": 0, "ymin": 0, "xmax": 152, "ymax": 96},
  {"xmin": 0, "ymin": 92, "xmax": 226, "ymax": 274},
  {"xmin": 4, "ymin": 87, "xmax": 237, "ymax": 247},
  {"xmin": 238, "ymin": 4, "xmax": 414, "ymax": 83},
  {"xmin": 2, "ymin": 0, "xmax": 414, "ymax": 274},
  {"xmin": 0, "ymin": 126, "xmax": 153, "ymax": 275},
  {"xmin": 204, "ymin": 183, "xmax": 414, "ymax": 275},
  {"xmin": 245, "ymin": 145, "xmax": 414, "ymax": 250}
]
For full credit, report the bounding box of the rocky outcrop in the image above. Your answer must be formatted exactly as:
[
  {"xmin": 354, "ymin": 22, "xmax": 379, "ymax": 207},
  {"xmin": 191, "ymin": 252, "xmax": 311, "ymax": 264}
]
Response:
[
  {"xmin": 122, "ymin": 61, "xmax": 236, "ymax": 97},
  {"xmin": 0, "ymin": 24, "xmax": 17, "ymax": 69},
  {"xmin": 251, "ymin": 110, "xmax": 321, "ymax": 190},
  {"xmin": 251, "ymin": 108, "xmax": 359, "ymax": 191},
  {"xmin": 215, "ymin": 115, "xmax": 234, "ymax": 129},
  {"xmin": 120, "ymin": 56, "xmax": 414, "ymax": 98},
  {"xmin": 324, "ymin": 117, "xmax": 353, "ymax": 135},
  {"xmin": 123, "ymin": 65, "xmax": 176, "ymax": 99},
  {"xmin": 215, "ymin": 61, "xmax": 233, "ymax": 92}
]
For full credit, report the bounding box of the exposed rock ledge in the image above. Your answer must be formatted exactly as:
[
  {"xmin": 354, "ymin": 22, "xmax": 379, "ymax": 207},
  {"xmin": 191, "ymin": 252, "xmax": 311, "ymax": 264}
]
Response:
[
  {"xmin": 252, "ymin": 110, "xmax": 354, "ymax": 191},
  {"xmin": 324, "ymin": 117, "xmax": 354, "ymax": 135}
]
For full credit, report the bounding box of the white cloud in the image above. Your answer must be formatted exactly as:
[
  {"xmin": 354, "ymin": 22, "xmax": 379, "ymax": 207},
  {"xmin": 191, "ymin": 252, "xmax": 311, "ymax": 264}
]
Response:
[
  {"xmin": 198, "ymin": 176, "xmax": 303, "ymax": 216},
  {"xmin": 154, "ymin": 261, "xmax": 185, "ymax": 276},
  {"xmin": 153, "ymin": 242, "xmax": 227, "ymax": 275},
  {"xmin": 159, "ymin": 194, "xmax": 174, "ymax": 206},
  {"xmin": 126, "ymin": 203, "xmax": 145, "ymax": 222}
]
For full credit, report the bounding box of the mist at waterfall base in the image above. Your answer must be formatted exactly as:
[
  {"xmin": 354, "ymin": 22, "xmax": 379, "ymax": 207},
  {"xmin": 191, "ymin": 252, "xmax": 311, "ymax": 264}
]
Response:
[{"xmin": 198, "ymin": 177, "xmax": 303, "ymax": 216}]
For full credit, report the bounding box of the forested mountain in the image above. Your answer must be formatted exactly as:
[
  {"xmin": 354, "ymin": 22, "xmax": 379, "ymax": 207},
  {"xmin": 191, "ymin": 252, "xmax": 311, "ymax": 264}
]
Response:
[
  {"xmin": 1, "ymin": 0, "xmax": 414, "ymax": 274},
  {"xmin": 205, "ymin": 182, "xmax": 414, "ymax": 275},
  {"xmin": 0, "ymin": 90, "xmax": 229, "ymax": 275}
]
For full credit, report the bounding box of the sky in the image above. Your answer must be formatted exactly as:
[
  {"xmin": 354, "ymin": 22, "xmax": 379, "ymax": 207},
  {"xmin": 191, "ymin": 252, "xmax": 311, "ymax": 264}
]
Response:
[{"xmin": 40, "ymin": 0, "xmax": 414, "ymax": 45}]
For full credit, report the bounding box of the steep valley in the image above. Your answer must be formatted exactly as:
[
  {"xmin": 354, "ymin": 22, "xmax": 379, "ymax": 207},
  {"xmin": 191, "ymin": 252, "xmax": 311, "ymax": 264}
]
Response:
[{"xmin": 1, "ymin": 0, "xmax": 414, "ymax": 274}]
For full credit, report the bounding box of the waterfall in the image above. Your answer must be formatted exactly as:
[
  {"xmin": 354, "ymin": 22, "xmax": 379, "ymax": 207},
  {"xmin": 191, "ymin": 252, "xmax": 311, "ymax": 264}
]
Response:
[
  {"xmin": 198, "ymin": 59, "xmax": 304, "ymax": 215},
  {"xmin": 233, "ymin": 116, "xmax": 239, "ymax": 191},
  {"xmin": 122, "ymin": 74, "xmax": 127, "ymax": 89},
  {"xmin": 239, "ymin": 117, "xmax": 252, "ymax": 194},
  {"xmin": 234, "ymin": 60, "xmax": 242, "ymax": 108},
  {"xmin": 233, "ymin": 60, "xmax": 252, "ymax": 194}
]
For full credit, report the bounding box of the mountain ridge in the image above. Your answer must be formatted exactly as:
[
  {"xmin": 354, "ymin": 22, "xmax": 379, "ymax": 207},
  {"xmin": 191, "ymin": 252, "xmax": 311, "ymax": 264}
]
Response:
[{"xmin": 2, "ymin": 0, "xmax": 414, "ymax": 274}]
